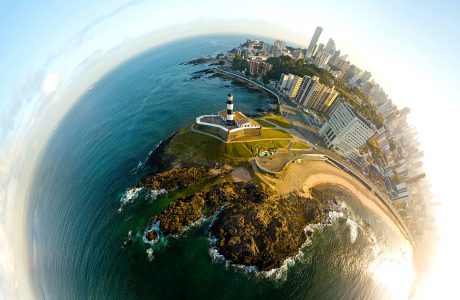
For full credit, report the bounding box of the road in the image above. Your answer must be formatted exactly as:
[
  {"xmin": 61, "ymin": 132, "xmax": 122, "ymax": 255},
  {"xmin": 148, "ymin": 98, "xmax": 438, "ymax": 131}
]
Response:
[
  {"xmin": 213, "ymin": 67, "xmax": 414, "ymax": 245},
  {"xmin": 278, "ymin": 98, "xmax": 415, "ymax": 245}
]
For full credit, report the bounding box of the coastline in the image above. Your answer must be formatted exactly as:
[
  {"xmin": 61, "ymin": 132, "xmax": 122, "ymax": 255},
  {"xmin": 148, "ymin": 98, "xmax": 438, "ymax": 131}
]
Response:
[
  {"xmin": 209, "ymin": 66, "xmax": 414, "ymax": 246},
  {"xmin": 270, "ymin": 160, "xmax": 412, "ymax": 244},
  {"xmin": 212, "ymin": 68, "xmax": 281, "ymax": 110}
]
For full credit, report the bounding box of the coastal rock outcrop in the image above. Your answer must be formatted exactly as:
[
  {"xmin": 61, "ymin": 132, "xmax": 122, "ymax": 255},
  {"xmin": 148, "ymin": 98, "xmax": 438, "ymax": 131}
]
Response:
[
  {"xmin": 150, "ymin": 182, "xmax": 266, "ymax": 236},
  {"xmin": 210, "ymin": 192, "xmax": 324, "ymax": 270},
  {"xmin": 157, "ymin": 193, "xmax": 206, "ymax": 235},
  {"xmin": 135, "ymin": 132, "xmax": 348, "ymax": 271},
  {"xmin": 137, "ymin": 166, "xmax": 208, "ymax": 191}
]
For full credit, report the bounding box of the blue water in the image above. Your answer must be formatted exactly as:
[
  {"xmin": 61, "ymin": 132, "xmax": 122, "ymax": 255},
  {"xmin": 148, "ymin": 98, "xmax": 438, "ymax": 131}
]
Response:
[{"xmin": 29, "ymin": 35, "xmax": 410, "ymax": 299}]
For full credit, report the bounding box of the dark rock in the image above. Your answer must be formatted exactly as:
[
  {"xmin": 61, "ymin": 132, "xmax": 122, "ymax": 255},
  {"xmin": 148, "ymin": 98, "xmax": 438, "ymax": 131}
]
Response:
[
  {"xmin": 158, "ymin": 193, "xmax": 206, "ymax": 235},
  {"xmin": 137, "ymin": 140, "xmax": 347, "ymax": 271},
  {"xmin": 210, "ymin": 192, "xmax": 327, "ymax": 271},
  {"xmin": 145, "ymin": 230, "xmax": 158, "ymax": 241},
  {"xmin": 137, "ymin": 166, "xmax": 208, "ymax": 191},
  {"xmin": 144, "ymin": 133, "xmax": 177, "ymax": 172}
]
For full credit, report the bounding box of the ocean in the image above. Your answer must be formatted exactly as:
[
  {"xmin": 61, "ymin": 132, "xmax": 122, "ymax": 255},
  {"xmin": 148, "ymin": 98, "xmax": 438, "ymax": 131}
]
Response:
[{"xmin": 28, "ymin": 35, "xmax": 413, "ymax": 300}]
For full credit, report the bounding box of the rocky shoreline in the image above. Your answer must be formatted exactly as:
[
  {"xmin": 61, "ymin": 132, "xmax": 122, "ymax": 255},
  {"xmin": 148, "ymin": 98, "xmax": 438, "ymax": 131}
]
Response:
[
  {"xmin": 182, "ymin": 57, "xmax": 279, "ymax": 115},
  {"xmin": 130, "ymin": 135, "xmax": 350, "ymax": 271}
]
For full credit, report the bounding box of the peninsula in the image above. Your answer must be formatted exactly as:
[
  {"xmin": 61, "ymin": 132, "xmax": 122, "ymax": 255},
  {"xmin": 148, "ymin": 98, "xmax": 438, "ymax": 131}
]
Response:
[{"xmin": 126, "ymin": 93, "xmax": 410, "ymax": 271}]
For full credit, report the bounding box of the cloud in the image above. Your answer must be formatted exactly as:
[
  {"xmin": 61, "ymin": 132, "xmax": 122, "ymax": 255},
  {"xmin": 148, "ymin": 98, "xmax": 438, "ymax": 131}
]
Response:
[
  {"xmin": 45, "ymin": 0, "xmax": 146, "ymax": 64},
  {"xmin": 1, "ymin": 0, "xmax": 145, "ymax": 145},
  {"xmin": 0, "ymin": 70, "xmax": 45, "ymax": 145},
  {"xmin": 41, "ymin": 73, "xmax": 59, "ymax": 95}
]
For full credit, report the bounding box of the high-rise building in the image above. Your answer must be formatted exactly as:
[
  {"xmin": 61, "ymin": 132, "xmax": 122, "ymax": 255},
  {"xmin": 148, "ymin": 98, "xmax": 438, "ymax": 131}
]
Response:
[
  {"xmin": 261, "ymin": 42, "xmax": 273, "ymax": 56},
  {"xmin": 278, "ymin": 74, "xmax": 290, "ymax": 90},
  {"xmin": 248, "ymin": 58, "xmax": 272, "ymax": 76},
  {"xmin": 319, "ymin": 100, "xmax": 376, "ymax": 159},
  {"xmin": 324, "ymin": 38, "xmax": 336, "ymax": 52},
  {"xmin": 296, "ymin": 76, "xmax": 338, "ymax": 113},
  {"xmin": 315, "ymin": 50, "xmax": 333, "ymax": 68},
  {"xmin": 361, "ymin": 81, "xmax": 375, "ymax": 97},
  {"xmin": 273, "ymin": 40, "xmax": 286, "ymax": 57},
  {"xmin": 278, "ymin": 73, "xmax": 297, "ymax": 94},
  {"xmin": 336, "ymin": 58, "xmax": 350, "ymax": 73},
  {"xmin": 328, "ymin": 50, "xmax": 341, "ymax": 66},
  {"xmin": 360, "ymin": 71, "xmax": 372, "ymax": 83},
  {"xmin": 308, "ymin": 84, "xmax": 339, "ymax": 113},
  {"xmin": 296, "ymin": 76, "xmax": 319, "ymax": 104},
  {"xmin": 342, "ymin": 65, "xmax": 362, "ymax": 83},
  {"xmin": 287, "ymin": 76, "xmax": 303, "ymax": 99},
  {"xmin": 292, "ymin": 49, "xmax": 304, "ymax": 60},
  {"xmin": 314, "ymin": 43, "xmax": 325, "ymax": 57},
  {"xmin": 307, "ymin": 26, "xmax": 323, "ymax": 56}
]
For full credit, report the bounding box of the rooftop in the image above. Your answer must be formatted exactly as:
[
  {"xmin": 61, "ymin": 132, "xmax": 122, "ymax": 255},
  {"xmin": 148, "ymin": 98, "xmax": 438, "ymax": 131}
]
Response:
[
  {"xmin": 218, "ymin": 110, "xmax": 260, "ymax": 128},
  {"xmin": 342, "ymin": 101, "xmax": 375, "ymax": 130},
  {"xmin": 200, "ymin": 115, "xmax": 238, "ymax": 130}
]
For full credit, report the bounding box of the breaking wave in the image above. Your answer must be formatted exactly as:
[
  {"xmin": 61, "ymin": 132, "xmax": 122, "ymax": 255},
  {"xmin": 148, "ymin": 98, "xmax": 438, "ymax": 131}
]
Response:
[
  {"xmin": 120, "ymin": 187, "xmax": 143, "ymax": 206},
  {"xmin": 131, "ymin": 140, "xmax": 162, "ymax": 174},
  {"xmin": 346, "ymin": 218, "xmax": 359, "ymax": 243},
  {"xmin": 148, "ymin": 188, "xmax": 166, "ymax": 200},
  {"xmin": 118, "ymin": 187, "xmax": 165, "ymax": 213}
]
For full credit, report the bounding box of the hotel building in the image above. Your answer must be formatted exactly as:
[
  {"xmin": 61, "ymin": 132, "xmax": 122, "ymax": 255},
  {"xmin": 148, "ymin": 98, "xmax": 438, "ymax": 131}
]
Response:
[{"xmin": 319, "ymin": 101, "xmax": 376, "ymax": 159}]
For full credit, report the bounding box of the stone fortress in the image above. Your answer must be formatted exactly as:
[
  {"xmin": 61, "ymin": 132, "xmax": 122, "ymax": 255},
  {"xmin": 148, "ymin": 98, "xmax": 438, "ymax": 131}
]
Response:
[{"xmin": 195, "ymin": 93, "xmax": 261, "ymax": 142}]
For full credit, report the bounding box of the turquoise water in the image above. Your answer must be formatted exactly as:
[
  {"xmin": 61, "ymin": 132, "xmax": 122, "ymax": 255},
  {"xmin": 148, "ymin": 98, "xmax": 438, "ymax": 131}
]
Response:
[{"xmin": 29, "ymin": 35, "xmax": 411, "ymax": 299}]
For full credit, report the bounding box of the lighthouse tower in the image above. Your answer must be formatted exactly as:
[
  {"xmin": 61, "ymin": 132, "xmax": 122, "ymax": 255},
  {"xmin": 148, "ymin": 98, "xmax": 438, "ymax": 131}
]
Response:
[{"xmin": 226, "ymin": 93, "xmax": 235, "ymax": 125}]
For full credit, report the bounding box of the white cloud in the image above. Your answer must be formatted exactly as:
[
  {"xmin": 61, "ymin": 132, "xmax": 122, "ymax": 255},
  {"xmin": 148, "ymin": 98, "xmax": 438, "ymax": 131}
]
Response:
[{"xmin": 41, "ymin": 73, "xmax": 59, "ymax": 95}]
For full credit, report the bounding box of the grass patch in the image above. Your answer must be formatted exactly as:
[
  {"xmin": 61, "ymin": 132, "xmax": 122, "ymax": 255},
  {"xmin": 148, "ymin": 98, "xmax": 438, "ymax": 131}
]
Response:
[
  {"xmin": 169, "ymin": 128, "xmax": 223, "ymax": 162},
  {"xmin": 168, "ymin": 128, "xmax": 290, "ymax": 164},
  {"xmin": 292, "ymin": 141, "xmax": 309, "ymax": 149},
  {"xmin": 255, "ymin": 119, "xmax": 276, "ymax": 128},
  {"xmin": 260, "ymin": 128, "xmax": 291, "ymax": 139},
  {"xmin": 227, "ymin": 140, "xmax": 290, "ymax": 157},
  {"xmin": 264, "ymin": 115, "xmax": 292, "ymax": 129}
]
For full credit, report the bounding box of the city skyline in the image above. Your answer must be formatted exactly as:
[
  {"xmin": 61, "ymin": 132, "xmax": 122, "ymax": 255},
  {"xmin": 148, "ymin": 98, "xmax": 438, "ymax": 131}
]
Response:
[{"xmin": 232, "ymin": 36, "xmax": 426, "ymax": 221}]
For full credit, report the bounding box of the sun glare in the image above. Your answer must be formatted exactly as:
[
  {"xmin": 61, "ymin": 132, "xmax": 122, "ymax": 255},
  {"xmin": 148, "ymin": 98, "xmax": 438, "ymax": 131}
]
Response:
[{"xmin": 367, "ymin": 242, "xmax": 415, "ymax": 299}]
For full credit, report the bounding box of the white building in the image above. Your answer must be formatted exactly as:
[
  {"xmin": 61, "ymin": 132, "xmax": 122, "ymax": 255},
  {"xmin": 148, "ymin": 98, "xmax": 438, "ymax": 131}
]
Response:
[
  {"xmin": 306, "ymin": 26, "xmax": 323, "ymax": 57},
  {"xmin": 319, "ymin": 101, "xmax": 376, "ymax": 159},
  {"xmin": 278, "ymin": 73, "xmax": 295, "ymax": 94},
  {"xmin": 273, "ymin": 40, "xmax": 286, "ymax": 57},
  {"xmin": 296, "ymin": 75, "xmax": 338, "ymax": 113}
]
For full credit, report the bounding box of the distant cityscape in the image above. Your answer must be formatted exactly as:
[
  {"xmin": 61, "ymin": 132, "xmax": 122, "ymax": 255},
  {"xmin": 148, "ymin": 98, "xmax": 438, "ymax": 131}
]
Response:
[{"xmin": 202, "ymin": 26, "xmax": 435, "ymax": 242}]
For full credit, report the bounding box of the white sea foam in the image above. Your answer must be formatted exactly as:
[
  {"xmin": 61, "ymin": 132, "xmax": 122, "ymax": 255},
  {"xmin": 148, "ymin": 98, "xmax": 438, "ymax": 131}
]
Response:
[
  {"xmin": 169, "ymin": 215, "xmax": 209, "ymax": 239},
  {"xmin": 131, "ymin": 141, "xmax": 162, "ymax": 173},
  {"xmin": 207, "ymin": 223, "xmax": 323, "ymax": 281},
  {"xmin": 148, "ymin": 188, "xmax": 166, "ymax": 200},
  {"xmin": 146, "ymin": 248, "xmax": 154, "ymax": 261},
  {"xmin": 368, "ymin": 233, "xmax": 381, "ymax": 258},
  {"xmin": 328, "ymin": 210, "xmax": 344, "ymax": 219},
  {"xmin": 118, "ymin": 187, "xmax": 165, "ymax": 213},
  {"xmin": 346, "ymin": 218, "xmax": 359, "ymax": 243},
  {"xmin": 120, "ymin": 187, "xmax": 143, "ymax": 205},
  {"xmin": 143, "ymin": 220, "xmax": 161, "ymax": 245},
  {"xmin": 209, "ymin": 247, "xmax": 227, "ymax": 264}
]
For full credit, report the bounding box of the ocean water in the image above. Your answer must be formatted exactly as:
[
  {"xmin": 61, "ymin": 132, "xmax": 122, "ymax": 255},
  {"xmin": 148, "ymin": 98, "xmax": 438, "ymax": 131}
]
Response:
[{"xmin": 28, "ymin": 35, "xmax": 412, "ymax": 299}]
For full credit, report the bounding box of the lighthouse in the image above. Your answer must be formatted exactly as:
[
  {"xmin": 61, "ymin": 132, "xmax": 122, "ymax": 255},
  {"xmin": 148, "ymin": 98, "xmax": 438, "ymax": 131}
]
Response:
[
  {"xmin": 226, "ymin": 93, "xmax": 235, "ymax": 125},
  {"xmin": 196, "ymin": 92, "xmax": 261, "ymax": 141}
]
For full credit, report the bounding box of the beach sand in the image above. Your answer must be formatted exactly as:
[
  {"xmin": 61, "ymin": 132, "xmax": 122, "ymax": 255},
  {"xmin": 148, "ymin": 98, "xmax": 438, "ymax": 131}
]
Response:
[{"xmin": 268, "ymin": 160, "xmax": 408, "ymax": 240}]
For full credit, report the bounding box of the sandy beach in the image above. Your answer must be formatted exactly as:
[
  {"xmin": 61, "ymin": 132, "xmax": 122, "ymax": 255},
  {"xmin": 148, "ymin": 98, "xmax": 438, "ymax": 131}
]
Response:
[{"xmin": 267, "ymin": 160, "xmax": 408, "ymax": 240}]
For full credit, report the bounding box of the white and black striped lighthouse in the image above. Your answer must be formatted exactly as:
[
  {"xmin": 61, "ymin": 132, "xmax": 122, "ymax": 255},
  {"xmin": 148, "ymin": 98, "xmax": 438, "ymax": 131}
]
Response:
[{"xmin": 226, "ymin": 93, "xmax": 235, "ymax": 125}]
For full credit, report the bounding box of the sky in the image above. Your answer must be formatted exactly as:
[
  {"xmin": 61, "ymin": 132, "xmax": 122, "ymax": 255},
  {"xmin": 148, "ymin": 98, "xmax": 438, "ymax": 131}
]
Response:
[{"xmin": 0, "ymin": 0, "xmax": 459, "ymax": 298}]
